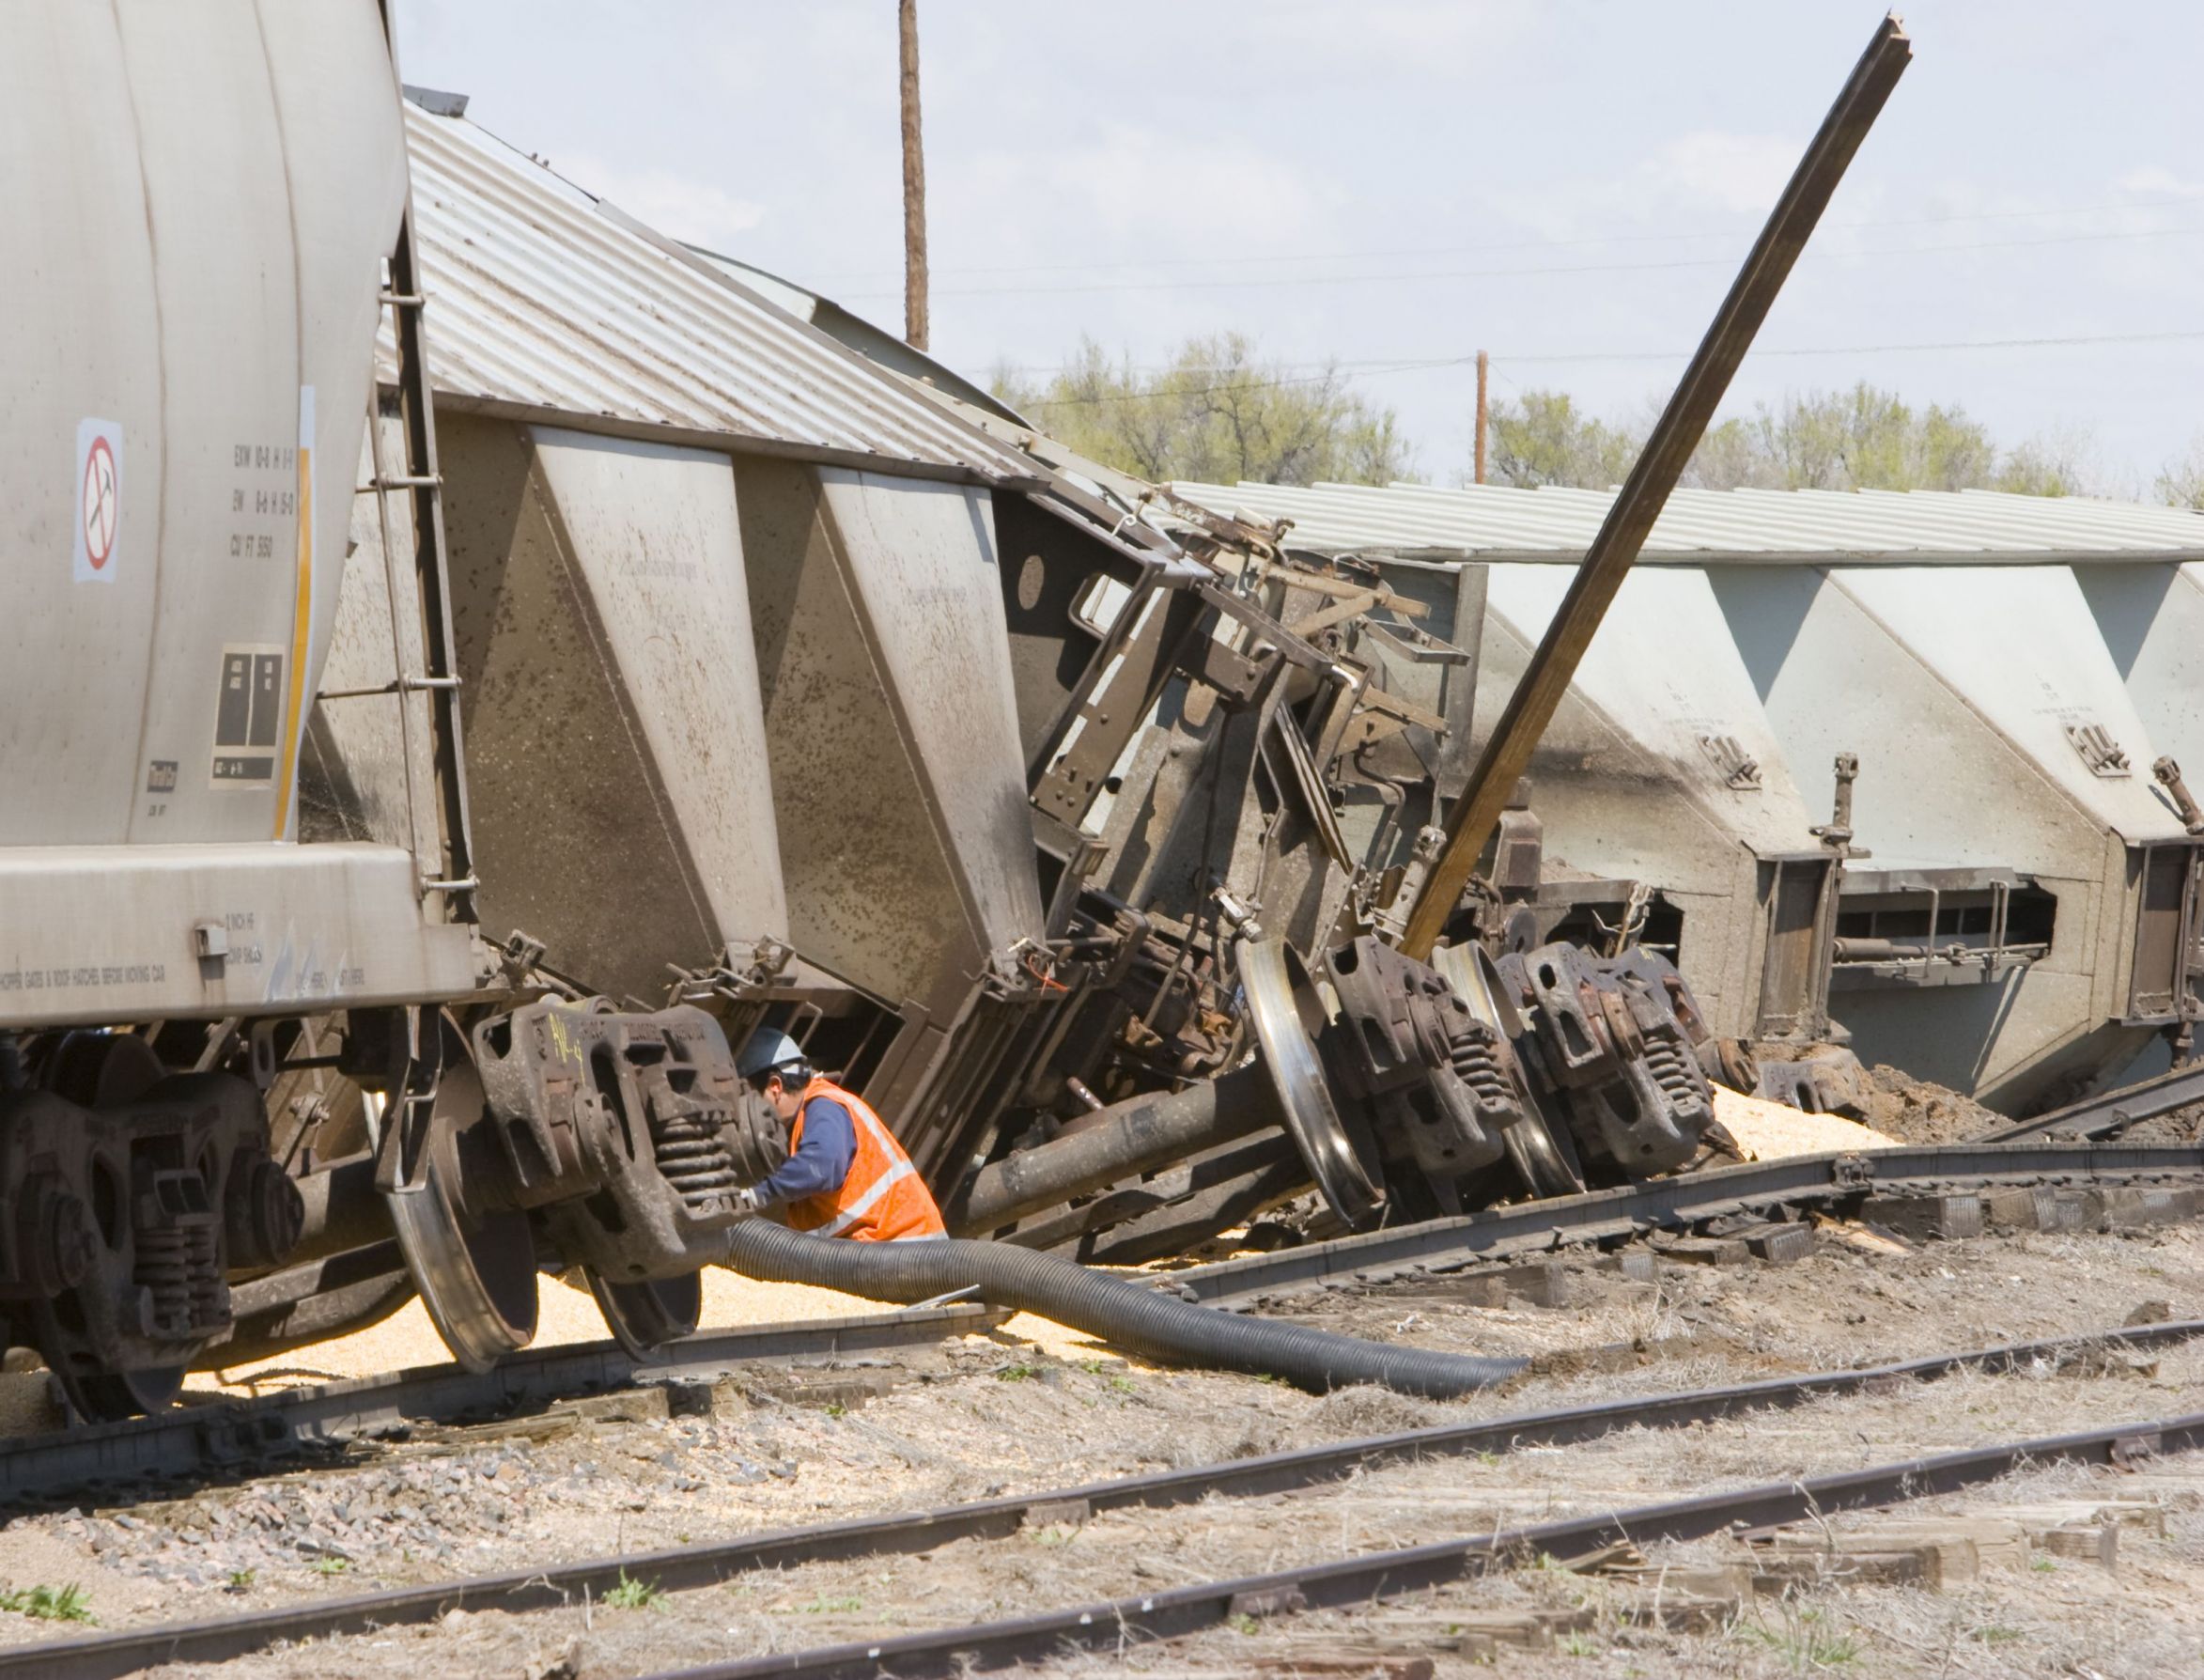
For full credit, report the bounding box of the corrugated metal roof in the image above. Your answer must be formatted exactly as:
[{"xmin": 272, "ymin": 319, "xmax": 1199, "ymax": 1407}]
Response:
[
  {"xmin": 380, "ymin": 104, "xmax": 1030, "ymax": 480},
  {"xmin": 1170, "ymin": 479, "xmax": 2204, "ymax": 563}
]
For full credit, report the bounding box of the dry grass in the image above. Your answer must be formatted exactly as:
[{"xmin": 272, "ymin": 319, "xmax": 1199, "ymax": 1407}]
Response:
[{"xmin": 42, "ymin": 1221, "xmax": 2204, "ymax": 1676}]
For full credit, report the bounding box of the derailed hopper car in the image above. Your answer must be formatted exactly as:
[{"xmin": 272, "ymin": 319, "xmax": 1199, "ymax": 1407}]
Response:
[
  {"xmin": 303, "ymin": 86, "xmax": 1750, "ymax": 1280},
  {"xmin": 324, "ymin": 18, "xmax": 1912, "ymax": 1300},
  {"xmin": 1189, "ymin": 480, "xmax": 2204, "ymax": 1113}
]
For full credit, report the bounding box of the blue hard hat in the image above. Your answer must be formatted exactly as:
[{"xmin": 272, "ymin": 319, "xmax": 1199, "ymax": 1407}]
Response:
[{"xmin": 737, "ymin": 1026, "xmax": 806, "ymax": 1081}]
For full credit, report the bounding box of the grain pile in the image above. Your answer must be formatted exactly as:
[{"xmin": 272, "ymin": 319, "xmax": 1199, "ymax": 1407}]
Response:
[{"xmin": 1711, "ymin": 1083, "xmax": 1902, "ymax": 1160}]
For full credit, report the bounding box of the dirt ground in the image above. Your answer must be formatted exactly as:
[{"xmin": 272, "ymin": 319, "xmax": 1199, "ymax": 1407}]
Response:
[
  {"xmin": 1856, "ymin": 1063, "xmax": 2007, "ymax": 1144},
  {"xmin": 0, "ymin": 1212, "xmax": 2196, "ymax": 1675},
  {"xmin": 2122, "ymin": 1101, "xmax": 2204, "ymax": 1148}
]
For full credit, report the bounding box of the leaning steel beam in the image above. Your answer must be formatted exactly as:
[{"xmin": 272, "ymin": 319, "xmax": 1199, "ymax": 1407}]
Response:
[
  {"xmin": 1168, "ymin": 1141, "xmax": 2204, "ymax": 1305},
  {"xmin": 0, "ymin": 1304, "xmax": 1002, "ymax": 1513},
  {"xmin": 640, "ymin": 1406, "xmax": 2204, "ymax": 1680},
  {"xmin": 1983, "ymin": 1059, "xmax": 2204, "ymax": 1143},
  {"xmin": 15, "ymin": 1317, "xmax": 2197, "ymax": 1680},
  {"xmin": 1401, "ymin": 14, "xmax": 1913, "ymax": 957}
]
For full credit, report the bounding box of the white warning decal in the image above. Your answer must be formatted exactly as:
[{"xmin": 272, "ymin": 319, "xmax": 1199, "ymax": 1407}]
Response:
[{"xmin": 74, "ymin": 418, "xmax": 123, "ymax": 583}]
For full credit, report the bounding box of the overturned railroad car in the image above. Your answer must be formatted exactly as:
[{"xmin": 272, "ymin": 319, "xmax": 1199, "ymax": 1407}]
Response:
[
  {"xmin": 1181, "ymin": 479, "xmax": 2204, "ymax": 1112},
  {"xmin": 0, "ymin": 20, "xmax": 1806, "ymax": 1418},
  {"xmin": 311, "ymin": 91, "xmax": 1736, "ymax": 1266}
]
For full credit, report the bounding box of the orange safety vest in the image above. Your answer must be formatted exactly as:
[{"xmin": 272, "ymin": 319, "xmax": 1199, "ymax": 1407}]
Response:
[{"xmin": 783, "ymin": 1079, "xmax": 946, "ymax": 1242}]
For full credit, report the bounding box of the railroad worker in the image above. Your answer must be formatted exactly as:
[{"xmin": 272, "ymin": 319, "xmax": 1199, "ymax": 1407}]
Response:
[{"xmin": 731, "ymin": 1028, "xmax": 946, "ymax": 1241}]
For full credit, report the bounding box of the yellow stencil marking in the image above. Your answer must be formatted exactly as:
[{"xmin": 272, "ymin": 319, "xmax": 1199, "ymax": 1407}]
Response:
[{"xmin": 273, "ymin": 386, "xmax": 316, "ymax": 838}]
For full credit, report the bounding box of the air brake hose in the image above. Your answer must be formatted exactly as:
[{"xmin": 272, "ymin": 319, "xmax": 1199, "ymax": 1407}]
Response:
[{"xmin": 720, "ymin": 1221, "xmax": 1524, "ymax": 1399}]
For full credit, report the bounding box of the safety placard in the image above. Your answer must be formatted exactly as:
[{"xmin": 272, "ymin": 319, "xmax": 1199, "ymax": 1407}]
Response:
[{"xmin": 74, "ymin": 418, "xmax": 123, "ymax": 583}]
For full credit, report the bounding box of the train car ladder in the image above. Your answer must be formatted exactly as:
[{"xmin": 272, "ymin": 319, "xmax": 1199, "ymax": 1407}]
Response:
[{"xmin": 360, "ymin": 167, "xmax": 477, "ymax": 920}]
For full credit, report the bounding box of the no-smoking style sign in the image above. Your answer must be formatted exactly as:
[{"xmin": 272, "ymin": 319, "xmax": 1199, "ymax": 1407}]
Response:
[{"xmin": 74, "ymin": 417, "xmax": 123, "ymax": 583}]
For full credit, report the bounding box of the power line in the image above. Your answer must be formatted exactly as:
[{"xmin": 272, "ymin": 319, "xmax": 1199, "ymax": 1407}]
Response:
[
  {"xmin": 846, "ymin": 223, "xmax": 2202, "ymax": 303},
  {"xmin": 1517, "ymin": 327, "xmax": 2204, "ymax": 366},
  {"xmin": 798, "ymin": 192, "xmax": 2204, "ymax": 288},
  {"xmin": 1012, "ymin": 328, "xmax": 2204, "ymax": 408}
]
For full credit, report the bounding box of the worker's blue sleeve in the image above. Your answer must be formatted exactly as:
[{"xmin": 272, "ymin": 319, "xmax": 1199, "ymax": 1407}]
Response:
[{"xmin": 754, "ymin": 1097, "xmax": 857, "ymax": 1207}]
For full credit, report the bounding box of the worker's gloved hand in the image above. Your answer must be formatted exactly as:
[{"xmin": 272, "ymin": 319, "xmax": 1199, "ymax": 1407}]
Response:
[{"xmin": 729, "ymin": 1185, "xmax": 768, "ymax": 1219}]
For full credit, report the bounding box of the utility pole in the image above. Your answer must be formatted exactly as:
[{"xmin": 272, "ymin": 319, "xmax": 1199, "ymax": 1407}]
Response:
[
  {"xmin": 898, "ymin": 0, "xmax": 928, "ymax": 351},
  {"xmin": 1473, "ymin": 350, "xmax": 1489, "ymax": 485}
]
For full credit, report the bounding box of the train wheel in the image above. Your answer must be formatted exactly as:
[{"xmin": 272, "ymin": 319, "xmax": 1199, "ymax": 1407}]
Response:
[
  {"xmin": 379, "ymin": 1018, "xmax": 537, "ymax": 1373},
  {"xmin": 56, "ymin": 1360, "xmax": 186, "ymax": 1423},
  {"xmin": 27, "ymin": 1034, "xmax": 216, "ymax": 1420},
  {"xmin": 1432, "ymin": 942, "xmax": 1587, "ymax": 1200},
  {"xmin": 1498, "ymin": 1093, "xmax": 1587, "ymax": 1200},
  {"xmin": 30, "ymin": 1283, "xmax": 190, "ymax": 1423},
  {"xmin": 1239, "ymin": 936, "xmax": 1388, "ymax": 1230},
  {"xmin": 585, "ymin": 1268, "xmax": 703, "ymax": 1360}
]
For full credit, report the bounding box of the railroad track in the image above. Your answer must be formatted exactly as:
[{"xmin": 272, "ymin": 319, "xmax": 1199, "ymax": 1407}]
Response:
[
  {"xmin": 1169, "ymin": 1140, "xmax": 2204, "ymax": 1305},
  {"xmin": 5, "ymin": 1141, "xmax": 2189, "ymax": 1513},
  {"xmin": 0, "ymin": 1303, "xmax": 1005, "ymax": 1513},
  {"xmin": 16, "ymin": 1316, "xmax": 2201, "ymax": 1679},
  {"xmin": 645, "ymin": 1404, "xmax": 2204, "ymax": 1680},
  {"xmin": 1986, "ymin": 1059, "xmax": 2204, "ymax": 1143}
]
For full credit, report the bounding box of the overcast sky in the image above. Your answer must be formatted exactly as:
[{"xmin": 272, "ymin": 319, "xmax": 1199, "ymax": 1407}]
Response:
[{"xmin": 392, "ymin": 2, "xmax": 2204, "ymax": 495}]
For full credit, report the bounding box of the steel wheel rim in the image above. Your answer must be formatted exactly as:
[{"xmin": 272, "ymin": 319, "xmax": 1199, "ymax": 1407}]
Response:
[
  {"xmin": 380, "ymin": 1027, "xmax": 538, "ymax": 1373},
  {"xmin": 1239, "ymin": 935, "xmax": 1385, "ymax": 1229}
]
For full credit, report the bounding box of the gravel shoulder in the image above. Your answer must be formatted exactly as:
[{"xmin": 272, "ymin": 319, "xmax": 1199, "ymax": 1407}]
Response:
[{"xmin": 0, "ymin": 1216, "xmax": 2195, "ymax": 1673}]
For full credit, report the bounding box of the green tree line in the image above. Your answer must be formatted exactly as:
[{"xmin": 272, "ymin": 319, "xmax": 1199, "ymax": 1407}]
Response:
[
  {"xmin": 1490, "ymin": 383, "xmax": 2090, "ymax": 497},
  {"xmin": 993, "ymin": 334, "xmax": 1410, "ymax": 488},
  {"xmin": 998, "ymin": 334, "xmax": 2203, "ymax": 508}
]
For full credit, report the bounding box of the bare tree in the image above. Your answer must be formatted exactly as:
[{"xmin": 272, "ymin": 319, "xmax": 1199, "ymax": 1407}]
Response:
[
  {"xmin": 996, "ymin": 334, "xmax": 1415, "ymax": 487},
  {"xmin": 2157, "ymin": 434, "xmax": 2204, "ymax": 509}
]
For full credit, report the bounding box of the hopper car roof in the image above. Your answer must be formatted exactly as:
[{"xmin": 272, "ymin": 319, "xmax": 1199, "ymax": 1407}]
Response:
[
  {"xmin": 380, "ymin": 98, "xmax": 1033, "ymax": 485},
  {"xmin": 1172, "ymin": 479, "xmax": 2204, "ymax": 566}
]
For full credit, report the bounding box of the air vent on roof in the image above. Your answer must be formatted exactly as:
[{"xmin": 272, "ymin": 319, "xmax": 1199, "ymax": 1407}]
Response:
[{"xmin": 402, "ymin": 85, "xmax": 470, "ymax": 117}]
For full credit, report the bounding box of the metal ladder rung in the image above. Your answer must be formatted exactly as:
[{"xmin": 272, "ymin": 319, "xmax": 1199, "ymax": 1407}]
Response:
[
  {"xmin": 370, "ymin": 473, "xmax": 443, "ymax": 490},
  {"xmin": 316, "ymin": 675, "xmax": 461, "ymax": 701},
  {"xmin": 379, "ymin": 290, "xmax": 427, "ymax": 308}
]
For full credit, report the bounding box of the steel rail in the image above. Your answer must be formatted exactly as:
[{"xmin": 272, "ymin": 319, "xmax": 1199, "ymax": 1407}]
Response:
[
  {"xmin": 16, "ymin": 1316, "xmax": 2199, "ymax": 1680},
  {"xmin": 9, "ymin": 1143, "xmax": 2182, "ymax": 1508},
  {"xmin": 644, "ymin": 1405, "xmax": 2204, "ymax": 1679},
  {"xmin": 1166, "ymin": 1141, "xmax": 2204, "ymax": 1306},
  {"xmin": 1984, "ymin": 1058, "xmax": 2204, "ymax": 1143},
  {"xmin": 0, "ymin": 1304, "xmax": 1005, "ymax": 1514}
]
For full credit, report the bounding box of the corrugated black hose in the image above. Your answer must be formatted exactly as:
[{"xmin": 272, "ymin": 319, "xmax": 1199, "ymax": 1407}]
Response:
[{"xmin": 721, "ymin": 1221, "xmax": 1525, "ymax": 1399}]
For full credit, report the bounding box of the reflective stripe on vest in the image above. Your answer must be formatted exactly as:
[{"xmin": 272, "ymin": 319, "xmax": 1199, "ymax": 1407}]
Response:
[{"xmin": 784, "ymin": 1080, "xmax": 946, "ymax": 1242}]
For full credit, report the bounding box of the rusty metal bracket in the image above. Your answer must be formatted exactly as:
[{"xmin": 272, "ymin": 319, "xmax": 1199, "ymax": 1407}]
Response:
[{"xmin": 1185, "ymin": 635, "xmax": 1265, "ymax": 706}]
